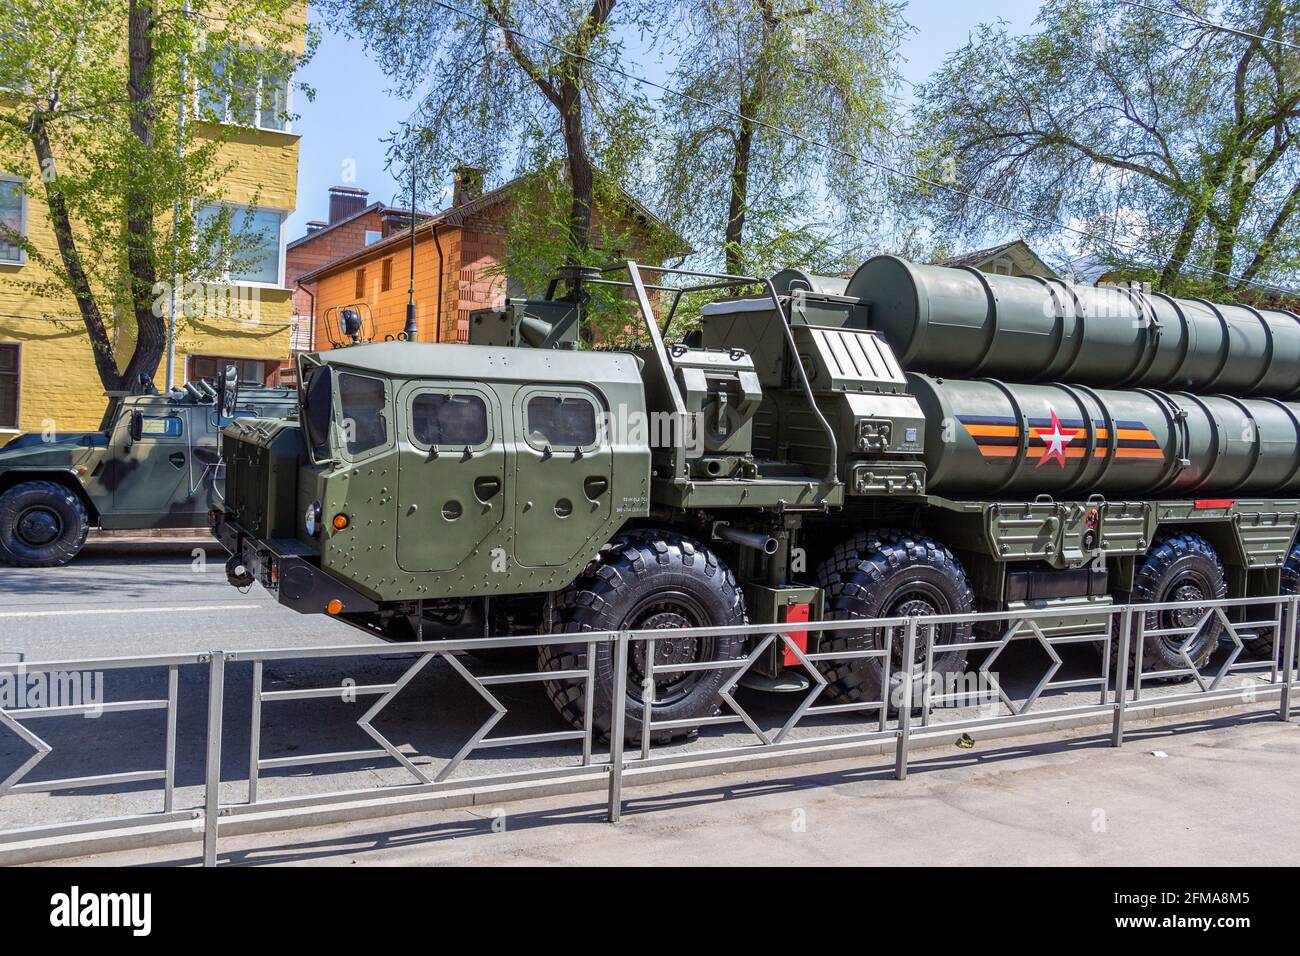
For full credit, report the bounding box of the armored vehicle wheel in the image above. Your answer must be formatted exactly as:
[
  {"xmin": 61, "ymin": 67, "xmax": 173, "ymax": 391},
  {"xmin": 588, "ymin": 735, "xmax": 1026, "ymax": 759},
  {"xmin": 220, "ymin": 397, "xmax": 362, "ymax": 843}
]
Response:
[
  {"xmin": 1120, "ymin": 533, "xmax": 1227, "ymax": 680},
  {"xmin": 814, "ymin": 534, "xmax": 975, "ymax": 707},
  {"xmin": 539, "ymin": 530, "xmax": 747, "ymax": 742},
  {"xmin": 1242, "ymin": 544, "xmax": 1300, "ymax": 660},
  {"xmin": 0, "ymin": 481, "xmax": 90, "ymax": 568}
]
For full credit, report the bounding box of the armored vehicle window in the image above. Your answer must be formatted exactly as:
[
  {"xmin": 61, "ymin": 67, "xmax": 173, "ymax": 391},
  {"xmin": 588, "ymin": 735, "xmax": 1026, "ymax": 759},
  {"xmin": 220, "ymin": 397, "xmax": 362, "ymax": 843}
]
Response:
[
  {"xmin": 338, "ymin": 372, "xmax": 388, "ymax": 456},
  {"xmin": 412, "ymin": 393, "xmax": 488, "ymax": 447},
  {"xmin": 139, "ymin": 415, "xmax": 183, "ymax": 438},
  {"xmin": 527, "ymin": 395, "xmax": 597, "ymax": 448},
  {"xmin": 303, "ymin": 365, "xmax": 334, "ymax": 454}
]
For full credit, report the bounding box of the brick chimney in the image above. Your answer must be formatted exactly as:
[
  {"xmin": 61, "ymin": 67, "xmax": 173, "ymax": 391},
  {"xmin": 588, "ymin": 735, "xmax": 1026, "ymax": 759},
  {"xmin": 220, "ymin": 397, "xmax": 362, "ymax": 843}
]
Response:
[
  {"xmin": 328, "ymin": 185, "xmax": 369, "ymax": 224},
  {"xmin": 305, "ymin": 220, "xmax": 328, "ymax": 234},
  {"xmin": 452, "ymin": 166, "xmax": 485, "ymax": 207}
]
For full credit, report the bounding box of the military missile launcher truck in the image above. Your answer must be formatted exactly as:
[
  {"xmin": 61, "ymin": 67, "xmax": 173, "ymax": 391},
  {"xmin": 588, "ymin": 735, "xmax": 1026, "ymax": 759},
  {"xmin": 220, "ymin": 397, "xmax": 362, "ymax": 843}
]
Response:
[
  {"xmin": 0, "ymin": 378, "xmax": 296, "ymax": 567},
  {"xmin": 213, "ymin": 259, "xmax": 1300, "ymax": 738}
]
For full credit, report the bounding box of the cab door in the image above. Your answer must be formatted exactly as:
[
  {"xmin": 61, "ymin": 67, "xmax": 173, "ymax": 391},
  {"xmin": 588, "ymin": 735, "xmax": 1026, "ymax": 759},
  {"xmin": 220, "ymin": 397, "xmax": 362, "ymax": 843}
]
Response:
[
  {"xmin": 396, "ymin": 382, "xmax": 508, "ymax": 572},
  {"xmin": 108, "ymin": 407, "xmax": 194, "ymax": 524},
  {"xmin": 512, "ymin": 386, "xmax": 613, "ymax": 568}
]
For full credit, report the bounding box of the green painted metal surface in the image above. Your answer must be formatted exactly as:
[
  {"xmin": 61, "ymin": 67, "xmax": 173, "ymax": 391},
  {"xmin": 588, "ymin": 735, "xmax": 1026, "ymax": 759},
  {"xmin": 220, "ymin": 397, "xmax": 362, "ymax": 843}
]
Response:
[
  {"xmin": 910, "ymin": 374, "xmax": 1300, "ymax": 497},
  {"xmin": 851, "ymin": 255, "xmax": 1300, "ymax": 398}
]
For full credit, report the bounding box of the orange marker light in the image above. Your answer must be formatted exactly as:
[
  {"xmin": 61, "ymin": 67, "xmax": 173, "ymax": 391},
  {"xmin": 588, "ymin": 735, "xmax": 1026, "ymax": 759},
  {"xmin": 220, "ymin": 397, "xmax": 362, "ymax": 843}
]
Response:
[
  {"xmin": 326, "ymin": 599, "xmax": 343, "ymax": 615},
  {"xmin": 332, "ymin": 513, "xmax": 350, "ymax": 530}
]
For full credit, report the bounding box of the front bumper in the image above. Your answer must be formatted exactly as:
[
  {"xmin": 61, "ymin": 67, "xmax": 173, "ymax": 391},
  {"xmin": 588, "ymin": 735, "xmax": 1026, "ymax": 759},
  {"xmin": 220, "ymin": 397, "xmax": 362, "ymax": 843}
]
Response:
[{"xmin": 211, "ymin": 510, "xmax": 378, "ymax": 616}]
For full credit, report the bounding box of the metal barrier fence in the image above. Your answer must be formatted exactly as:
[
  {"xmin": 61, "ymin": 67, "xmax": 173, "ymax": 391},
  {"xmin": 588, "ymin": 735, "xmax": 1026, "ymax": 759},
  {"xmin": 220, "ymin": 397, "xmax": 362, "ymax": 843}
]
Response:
[{"xmin": 1, "ymin": 594, "xmax": 1296, "ymax": 865}]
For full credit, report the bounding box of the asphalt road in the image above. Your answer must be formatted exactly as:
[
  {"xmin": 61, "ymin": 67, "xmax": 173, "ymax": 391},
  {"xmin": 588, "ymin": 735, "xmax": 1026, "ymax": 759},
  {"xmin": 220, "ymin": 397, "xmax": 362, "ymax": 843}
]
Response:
[{"xmin": 0, "ymin": 537, "xmax": 371, "ymax": 661}]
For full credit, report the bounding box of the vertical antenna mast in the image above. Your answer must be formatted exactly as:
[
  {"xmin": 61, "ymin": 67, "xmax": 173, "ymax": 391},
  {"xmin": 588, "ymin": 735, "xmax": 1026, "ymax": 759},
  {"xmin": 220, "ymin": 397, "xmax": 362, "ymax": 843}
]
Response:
[{"xmin": 403, "ymin": 160, "xmax": 419, "ymax": 341}]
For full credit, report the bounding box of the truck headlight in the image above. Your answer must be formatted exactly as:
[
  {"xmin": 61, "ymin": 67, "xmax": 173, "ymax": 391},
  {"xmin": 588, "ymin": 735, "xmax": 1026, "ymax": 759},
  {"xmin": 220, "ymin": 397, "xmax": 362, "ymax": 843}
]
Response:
[{"xmin": 305, "ymin": 500, "xmax": 322, "ymax": 536}]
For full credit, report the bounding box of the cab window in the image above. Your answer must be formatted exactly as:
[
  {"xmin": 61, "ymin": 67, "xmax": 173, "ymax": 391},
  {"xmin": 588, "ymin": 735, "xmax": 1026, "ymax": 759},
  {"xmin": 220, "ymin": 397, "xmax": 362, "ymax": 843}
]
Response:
[
  {"xmin": 338, "ymin": 372, "xmax": 388, "ymax": 456},
  {"xmin": 303, "ymin": 365, "xmax": 334, "ymax": 457},
  {"xmin": 138, "ymin": 415, "xmax": 183, "ymax": 438},
  {"xmin": 411, "ymin": 393, "xmax": 488, "ymax": 447},
  {"xmin": 526, "ymin": 395, "xmax": 597, "ymax": 448}
]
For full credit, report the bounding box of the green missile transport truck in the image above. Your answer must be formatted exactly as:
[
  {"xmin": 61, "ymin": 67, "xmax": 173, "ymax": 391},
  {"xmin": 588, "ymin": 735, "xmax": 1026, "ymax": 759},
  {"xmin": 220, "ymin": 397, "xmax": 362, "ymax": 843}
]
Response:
[
  {"xmin": 0, "ymin": 379, "xmax": 296, "ymax": 567},
  {"xmin": 213, "ymin": 259, "xmax": 1300, "ymax": 738}
]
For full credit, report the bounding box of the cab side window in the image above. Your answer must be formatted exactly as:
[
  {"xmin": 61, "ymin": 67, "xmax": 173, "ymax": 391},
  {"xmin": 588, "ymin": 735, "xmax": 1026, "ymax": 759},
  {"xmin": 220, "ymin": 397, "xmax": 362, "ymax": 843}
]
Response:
[
  {"xmin": 338, "ymin": 372, "xmax": 388, "ymax": 456},
  {"xmin": 526, "ymin": 395, "xmax": 597, "ymax": 448},
  {"xmin": 411, "ymin": 393, "xmax": 488, "ymax": 447},
  {"xmin": 139, "ymin": 415, "xmax": 183, "ymax": 439}
]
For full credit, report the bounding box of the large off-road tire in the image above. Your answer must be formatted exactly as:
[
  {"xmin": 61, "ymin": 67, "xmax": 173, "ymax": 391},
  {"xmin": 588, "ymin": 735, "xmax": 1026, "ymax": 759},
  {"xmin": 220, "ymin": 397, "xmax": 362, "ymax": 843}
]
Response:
[
  {"xmin": 539, "ymin": 530, "xmax": 747, "ymax": 742},
  {"xmin": 1241, "ymin": 544, "xmax": 1300, "ymax": 660},
  {"xmin": 814, "ymin": 533, "xmax": 975, "ymax": 707},
  {"xmin": 0, "ymin": 480, "xmax": 90, "ymax": 568},
  {"xmin": 1121, "ymin": 533, "xmax": 1227, "ymax": 680}
]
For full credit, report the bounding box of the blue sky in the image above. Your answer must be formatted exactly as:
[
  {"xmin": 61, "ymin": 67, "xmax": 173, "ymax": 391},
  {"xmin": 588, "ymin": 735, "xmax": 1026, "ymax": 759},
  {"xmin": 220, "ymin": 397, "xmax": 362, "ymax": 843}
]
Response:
[{"xmin": 285, "ymin": 1, "xmax": 1044, "ymax": 238}]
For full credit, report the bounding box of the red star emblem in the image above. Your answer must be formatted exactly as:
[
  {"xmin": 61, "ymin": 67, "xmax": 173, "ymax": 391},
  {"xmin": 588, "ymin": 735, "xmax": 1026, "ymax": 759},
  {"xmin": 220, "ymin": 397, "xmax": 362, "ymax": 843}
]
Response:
[{"xmin": 1032, "ymin": 407, "xmax": 1083, "ymax": 469}]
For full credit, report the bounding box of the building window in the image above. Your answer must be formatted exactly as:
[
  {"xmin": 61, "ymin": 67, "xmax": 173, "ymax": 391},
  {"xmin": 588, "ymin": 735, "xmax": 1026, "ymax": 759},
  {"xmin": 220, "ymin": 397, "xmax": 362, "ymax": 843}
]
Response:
[
  {"xmin": 364, "ymin": 230, "xmax": 382, "ymax": 246},
  {"xmin": 188, "ymin": 355, "xmax": 273, "ymax": 386},
  {"xmin": 0, "ymin": 179, "xmax": 26, "ymax": 266},
  {"xmin": 355, "ymin": 267, "xmax": 366, "ymax": 299},
  {"xmin": 0, "ymin": 344, "xmax": 18, "ymax": 430},
  {"xmin": 196, "ymin": 204, "xmax": 284, "ymax": 286},
  {"xmin": 381, "ymin": 258, "xmax": 393, "ymax": 292},
  {"xmin": 198, "ymin": 49, "xmax": 292, "ymax": 133}
]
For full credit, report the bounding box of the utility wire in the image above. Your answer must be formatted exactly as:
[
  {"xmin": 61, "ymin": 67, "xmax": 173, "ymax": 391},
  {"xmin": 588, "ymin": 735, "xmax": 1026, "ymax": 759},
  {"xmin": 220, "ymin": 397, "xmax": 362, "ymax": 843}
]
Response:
[
  {"xmin": 1117, "ymin": 0, "xmax": 1300, "ymax": 52},
  {"xmin": 420, "ymin": 0, "xmax": 1300, "ymax": 298}
]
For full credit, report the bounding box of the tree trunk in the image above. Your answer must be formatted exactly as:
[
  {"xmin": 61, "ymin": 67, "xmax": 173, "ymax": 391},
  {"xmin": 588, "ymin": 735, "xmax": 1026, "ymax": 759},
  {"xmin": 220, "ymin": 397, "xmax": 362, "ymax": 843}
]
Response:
[
  {"xmin": 25, "ymin": 0, "xmax": 167, "ymax": 430},
  {"xmin": 122, "ymin": 0, "xmax": 166, "ymax": 403},
  {"xmin": 28, "ymin": 118, "xmax": 125, "ymax": 429},
  {"xmin": 560, "ymin": 79, "xmax": 594, "ymax": 254},
  {"xmin": 724, "ymin": 116, "xmax": 753, "ymax": 275}
]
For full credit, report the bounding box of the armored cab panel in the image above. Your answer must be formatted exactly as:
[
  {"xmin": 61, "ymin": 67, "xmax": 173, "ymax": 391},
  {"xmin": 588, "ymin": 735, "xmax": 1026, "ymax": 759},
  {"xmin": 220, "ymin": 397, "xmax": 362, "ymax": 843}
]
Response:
[
  {"xmin": 284, "ymin": 342, "xmax": 650, "ymax": 602},
  {"xmin": 468, "ymin": 299, "xmax": 580, "ymax": 349},
  {"xmin": 221, "ymin": 417, "xmax": 305, "ymax": 542},
  {"xmin": 850, "ymin": 255, "xmax": 1300, "ymax": 399}
]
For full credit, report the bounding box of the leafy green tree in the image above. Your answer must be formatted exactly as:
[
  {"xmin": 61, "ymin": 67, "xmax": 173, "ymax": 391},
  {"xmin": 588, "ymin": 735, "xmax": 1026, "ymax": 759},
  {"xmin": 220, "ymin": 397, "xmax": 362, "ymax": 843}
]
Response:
[
  {"xmin": 914, "ymin": 0, "xmax": 1300, "ymax": 297},
  {"xmin": 323, "ymin": 0, "xmax": 661, "ymax": 264},
  {"xmin": 654, "ymin": 0, "xmax": 908, "ymax": 275},
  {"xmin": 0, "ymin": 0, "xmax": 310, "ymax": 425}
]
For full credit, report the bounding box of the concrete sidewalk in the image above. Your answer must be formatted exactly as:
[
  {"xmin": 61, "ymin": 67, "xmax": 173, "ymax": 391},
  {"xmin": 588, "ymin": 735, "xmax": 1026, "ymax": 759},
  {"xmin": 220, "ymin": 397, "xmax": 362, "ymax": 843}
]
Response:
[{"xmin": 43, "ymin": 704, "xmax": 1300, "ymax": 867}]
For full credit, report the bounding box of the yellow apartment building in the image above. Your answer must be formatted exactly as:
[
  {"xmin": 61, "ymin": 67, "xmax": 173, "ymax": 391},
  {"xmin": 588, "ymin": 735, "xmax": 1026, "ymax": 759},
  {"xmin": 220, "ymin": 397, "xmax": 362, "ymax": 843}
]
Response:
[{"xmin": 0, "ymin": 6, "xmax": 306, "ymax": 442}]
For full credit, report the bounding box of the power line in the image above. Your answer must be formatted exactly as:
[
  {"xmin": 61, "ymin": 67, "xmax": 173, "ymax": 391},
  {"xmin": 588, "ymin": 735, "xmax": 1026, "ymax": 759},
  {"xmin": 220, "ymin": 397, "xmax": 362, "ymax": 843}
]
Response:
[
  {"xmin": 419, "ymin": 0, "xmax": 1300, "ymax": 298},
  {"xmin": 1117, "ymin": 0, "xmax": 1300, "ymax": 52}
]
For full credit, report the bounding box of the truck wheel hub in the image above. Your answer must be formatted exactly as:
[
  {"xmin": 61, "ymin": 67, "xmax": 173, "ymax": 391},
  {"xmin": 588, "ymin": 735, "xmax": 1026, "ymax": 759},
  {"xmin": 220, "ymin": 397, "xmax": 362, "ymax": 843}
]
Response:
[
  {"xmin": 16, "ymin": 507, "xmax": 61, "ymax": 546},
  {"xmin": 888, "ymin": 591, "xmax": 943, "ymax": 666},
  {"xmin": 626, "ymin": 595, "xmax": 709, "ymax": 704},
  {"xmin": 1167, "ymin": 582, "xmax": 1208, "ymax": 631}
]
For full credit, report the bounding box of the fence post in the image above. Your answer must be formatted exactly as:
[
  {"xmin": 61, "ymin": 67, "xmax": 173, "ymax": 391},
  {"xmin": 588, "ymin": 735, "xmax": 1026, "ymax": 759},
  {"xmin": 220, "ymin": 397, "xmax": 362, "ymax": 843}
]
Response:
[
  {"xmin": 1282, "ymin": 597, "xmax": 1297, "ymax": 723},
  {"xmin": 894, "ymin": 619, "xmax": 917, "ymax": 781},
  {"xmin": 1111, "ymin": 606, "xmax": 1132, "ymax": 747},
  {"xmin": 607, "ymin": 632, "xmax": 629, "ymax": 823},
  {"xmin": 202, "ymin": 650, "xmax": 226, "ymax": 867}
]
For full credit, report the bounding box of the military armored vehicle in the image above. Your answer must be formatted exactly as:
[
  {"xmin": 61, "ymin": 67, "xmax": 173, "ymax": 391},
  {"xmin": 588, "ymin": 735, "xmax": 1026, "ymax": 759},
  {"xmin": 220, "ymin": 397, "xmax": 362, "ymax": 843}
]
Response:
[
  {"xmin": 0, "ymin": 378, "xmax": 296, "ymax": 567},
  {"xmin": 213, "ymin": 259, "xmax": 1300, "ymax": 738}
]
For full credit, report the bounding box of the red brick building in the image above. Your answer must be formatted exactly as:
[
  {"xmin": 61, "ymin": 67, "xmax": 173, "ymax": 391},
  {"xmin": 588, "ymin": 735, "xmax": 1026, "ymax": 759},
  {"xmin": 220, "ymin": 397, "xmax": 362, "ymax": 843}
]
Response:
[
  {"xmin": 285, "ymin": 185, "xmax": 426, "ymax": 356},
  {"xmin": 300, "ymin": 171, "xmax": 686, "ymax": 347}
]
